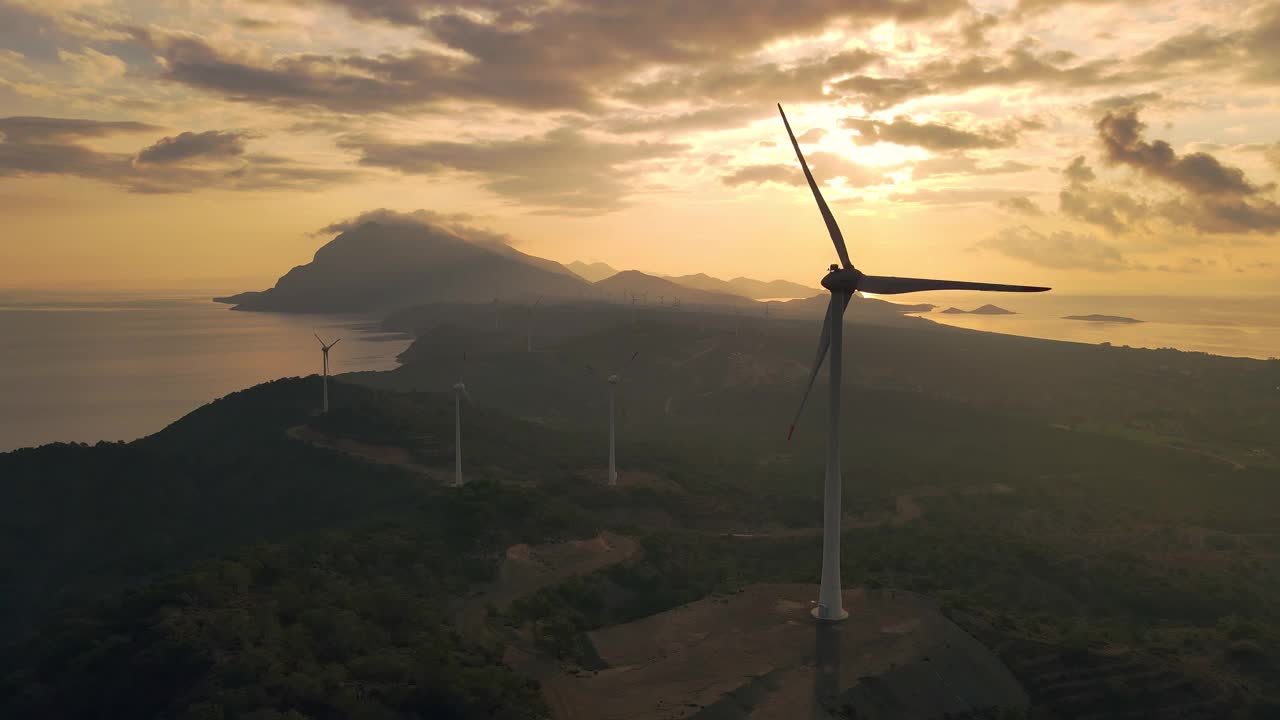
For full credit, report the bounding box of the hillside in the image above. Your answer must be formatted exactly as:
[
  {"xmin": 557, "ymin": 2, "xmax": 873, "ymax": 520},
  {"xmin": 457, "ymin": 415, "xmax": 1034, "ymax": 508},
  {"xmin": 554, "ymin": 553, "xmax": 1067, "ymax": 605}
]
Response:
[
  {"xmin": 663, "ymin": 272, "xmax": 818, "ymax": 300},
  {"xmin": 217, "ymin": 218, "xmax": 589, "ymax": 313},
  {"xmin": 593, "ymin": 270, "xmax": 751, "ymax": 307}
]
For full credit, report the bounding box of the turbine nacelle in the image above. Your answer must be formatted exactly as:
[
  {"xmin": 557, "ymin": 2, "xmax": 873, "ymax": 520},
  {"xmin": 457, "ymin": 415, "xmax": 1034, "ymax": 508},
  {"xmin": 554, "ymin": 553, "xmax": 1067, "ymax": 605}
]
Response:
[
  {"xmin": 820, "ymin": 267, "xmax": 863, "ymax": 294},
  {"xmin": 607, "ymin": 374, "xmax": 620, "ymax": 384},
  {"xmin": 453, "ymin": 382, "xmax": 466, "ymax": 392}
]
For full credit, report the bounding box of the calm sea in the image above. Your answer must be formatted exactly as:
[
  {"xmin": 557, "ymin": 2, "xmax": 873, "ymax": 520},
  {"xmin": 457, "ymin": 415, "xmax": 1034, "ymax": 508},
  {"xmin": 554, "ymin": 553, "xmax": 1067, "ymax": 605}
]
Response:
[
  {"xmin": 900, "ymin": 292, "xmax": 1280, "ymax": 361},
  {"xmin": 2, "ymin": 292, "xmax": 1277, "ymax": 452},
  {"xmin": 0, "ymin": 293, "xmax": 411, "ymax": 452}
]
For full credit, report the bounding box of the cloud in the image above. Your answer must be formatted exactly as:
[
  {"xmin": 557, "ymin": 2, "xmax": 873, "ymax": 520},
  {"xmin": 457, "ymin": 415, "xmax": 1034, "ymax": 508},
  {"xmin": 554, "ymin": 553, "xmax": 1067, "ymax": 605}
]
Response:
[
  {"xmin": 722, "ymin": 151, "xmax": 887, "ymax": 188},
  {"xmin": 619, "ymin": 49, "xmax": 880, "ymax": 107},
  {"xmin": 317, "ymin": 208, "xmax": 511, "ymax": 247},
  {"xmin": 1013, "ymin": 0, "xmax": 1154, "ymax": 17},
  {"xmin": 134, "ymin": 130, "xmax": 252, "ymax": 166},
  {"xmin": 905, "ymin": 154, "xmax": 1034, "ymax": 180},
  {"xmin": 340, "ymin": 127, "xmax": 687, "ymax": 212},
  {"xmin": 604, "ymin": 105, "xmax": 769, "ymax": 134},
  {"xmin": 997, "ymin": 196, "xmax": 1044, "ymax": 215},
  {"xmin": 832, "ymin": 44, "xmax": 1132, "ymax": 110},
  {"xmin": 844, "ymin": 115, "xmax": 1035, "ymax": 150},
  {"xmin": 959, "ymin": 12, "xmax": 997, "ymax": 49},
  {"xmin": 797, "ymin": 127, "xmax": 827, "ymax": 143},
  {"xmin": 0, "ymin": 116, "xmax": 357, "ymax": 193},
  {"xmin": 1056, "ymin": 155, "xmax": 1147, "ymax": 234},
  {"xmin": 978, "ymin": 225, "xmax": 1131, "ymax": 271},
  {"xmin": 1266, "ymin": 144, "xmax": 1280, "ymax": 173},
  {"xmin": 57, "ymin": 47, "xmax": 126, "ymax": 83},
  {"xmin": 1097, "ymin": 109, "xmax": 1263, "ymax": 197},
  {"xmin": 888, "ymin": 188, "xmax": 1028, "ymax": 205},
  {"xmin": 721, "ymin": 164, "xmax": 804, "ymax": 187}
]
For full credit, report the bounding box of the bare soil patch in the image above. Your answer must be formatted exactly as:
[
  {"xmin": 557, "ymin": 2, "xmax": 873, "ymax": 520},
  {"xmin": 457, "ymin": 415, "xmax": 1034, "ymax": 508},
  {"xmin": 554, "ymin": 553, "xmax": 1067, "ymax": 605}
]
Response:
[{"xmin": 545, "ymin": 583, "xmax": 1027, "ymax": 720}]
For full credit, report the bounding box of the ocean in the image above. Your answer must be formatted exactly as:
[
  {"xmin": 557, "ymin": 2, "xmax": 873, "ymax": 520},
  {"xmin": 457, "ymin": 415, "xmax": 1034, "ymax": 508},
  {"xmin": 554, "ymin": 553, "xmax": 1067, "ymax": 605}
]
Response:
[
  {"xmin": 0, "ymin": 292, "xmax": 411, "ymax": 452},
  {"xmin": 1, "ymin": 291, "xmax": 1277, "ymax": 452},
  {"xmin": 897, "ymin": 293, "xmax": 1280, "ymax": 361}
]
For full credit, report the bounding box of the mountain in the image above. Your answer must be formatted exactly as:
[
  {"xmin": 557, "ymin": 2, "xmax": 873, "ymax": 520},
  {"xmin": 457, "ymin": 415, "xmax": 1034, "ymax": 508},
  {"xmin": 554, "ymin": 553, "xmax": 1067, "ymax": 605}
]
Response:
[
  {"xmin": 662, "ymin": 272, "xmax": 818, "ymax": 300},
  {"xmin": 566, "ymin": 260, "xmax": 619, "ymax": 282},
  {"xmin": 593, "ymin": 270, "xmax": 751, "ymax": 306},
  {"xmin": 1064, "ymin": 314, "xmax": 1144, "ymax": 324},
  {"xmin": 216, "ymin": 220, "xmax": 589, "ymax": 313},
  {"xmin": 942, "ymin": 304, "xmax": 1015, "ymax": 315}
]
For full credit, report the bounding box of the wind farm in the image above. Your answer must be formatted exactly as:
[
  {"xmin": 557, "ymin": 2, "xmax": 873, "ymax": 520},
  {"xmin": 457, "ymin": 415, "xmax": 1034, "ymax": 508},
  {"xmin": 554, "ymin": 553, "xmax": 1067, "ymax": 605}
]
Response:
[{"xmin": 5, "ymin": 1, "xmax": 1280, "ymax": 714}]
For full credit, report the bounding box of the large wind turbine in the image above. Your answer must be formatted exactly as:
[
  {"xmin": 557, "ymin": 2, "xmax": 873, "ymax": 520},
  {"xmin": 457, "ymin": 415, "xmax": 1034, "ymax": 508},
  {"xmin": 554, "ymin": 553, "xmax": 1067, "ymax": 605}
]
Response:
[
  {"xmin": 777, "ymin": 104, "xmax": 1050, "ymax": 622},
  {"xmin": 452, "ymin": 354, "xmax": 471, "ymax": 487},
  {"xmin": 589, "ymin": 351, "xmax": 639, "ymax": 485},
  {"xmin": 314, "ymin": 333, "xmax": 340, "ymax": 414}
]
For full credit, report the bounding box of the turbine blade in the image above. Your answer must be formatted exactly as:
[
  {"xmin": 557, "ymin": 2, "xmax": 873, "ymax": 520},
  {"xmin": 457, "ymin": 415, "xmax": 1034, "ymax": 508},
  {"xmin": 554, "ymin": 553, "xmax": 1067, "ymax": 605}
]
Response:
[
  {"xmin": 463, "ymin": 387, "xmax": 473, "ymax": 404},
  {"xmin": 858, "ymin": 276, "xmax": 1052, "ymax": 295},
  {"xmin": 788, "ymin": 293, "xmax": 850, "ymax": 440},
  {"xmin": 778, "ymin": 104, "xmax": 853, "ymax": 270},
  {"xmin": 330, "ymin": 338, "xmax": 341, "ymax": 348},
  {"xmin": 314, "ymin": 332, "xmax": 324, "ymax": 346}
]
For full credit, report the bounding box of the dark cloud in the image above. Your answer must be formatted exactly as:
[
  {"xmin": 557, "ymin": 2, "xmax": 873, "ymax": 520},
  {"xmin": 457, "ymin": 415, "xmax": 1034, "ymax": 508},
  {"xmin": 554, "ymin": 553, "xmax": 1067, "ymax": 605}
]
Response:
[
  {"xmin": 1097, "ymin": 109, "xmax": 1262, "ymax": 197},
  {"xmin": 0, "ymin": 116, "xmax": 158, "ymax": 143},
  {"xmin": 721, "ymin": 164, "xmax": 804, "ymax": 187},
  {"xmin": 1087, "ymin": 92, "xmax": 1166, "ymax": 114},
  {"xmin": 134, "ymin": 130, "xmax": 251, "ymax": 165},
  {"xmin": 0, "ymin": 116, "xmax": 357, "ymax": 193},
  {"xmin": 833, "ymin": 44, "xmax": 1132, "ymax": 111},
  {"xmin": 843, "ymin": 115, "xmax": 1035, "ymax": 150},
  {"xmin": 997, "ymin": 196, "xmax": 1044, "ymax": 215},
  {"xmin": 959, "ymin": 12, "xmax": 997, "ymax": 49},
  {"xmin": 619, "ymin": 49, "xmax": 879, "ymax": 107},
  {"xmin": 1057, "ymin": 155, "xmax": 1146, "ymax": 233},
  {"xmin": 1013, "ymin": 0, "xmax": 1154, "ymax": 18},
  {"xmin": 604, "ymin": 105, "xmax": 769, "ymax": 134},
  {"xmin": 318, "ymin": 208, "xmax": 511, "ymax": 247},
  {"xmin": 978, "ymin": 225, "xmax": 1131, "ymax": 271},
  {"xmin": 148, "ymin": 1, "xmax": 964, "ymax": 113},
  {"xmin": 1127, "ymin": 4, "xmax": 1280, "ymax": 84},
  {"xmin": 340, "ymin": 128, "xmax": 687, "ymax": 212},
  {"xmin": 722, "ymin": 152, "xmax": 887, "ymax": 188}
]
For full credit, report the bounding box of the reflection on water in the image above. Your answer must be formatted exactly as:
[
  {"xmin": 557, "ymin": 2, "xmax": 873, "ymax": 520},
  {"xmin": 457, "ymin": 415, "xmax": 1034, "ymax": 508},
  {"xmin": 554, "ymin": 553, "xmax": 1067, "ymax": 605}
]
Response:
[
  {"xmin": 892, "ymin": 293, "xmax": 1280, "ymax": 360},
  {"xmin": 0, "ymin": 294, "xmax": 411, "ymax": 451}
]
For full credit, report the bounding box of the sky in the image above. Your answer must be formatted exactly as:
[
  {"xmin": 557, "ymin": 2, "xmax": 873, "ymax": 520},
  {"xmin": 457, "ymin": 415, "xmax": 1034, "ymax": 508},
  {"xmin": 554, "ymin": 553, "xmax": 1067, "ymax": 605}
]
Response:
[{"xmin": 1, "ymin": 0, "xmax": 1278, "ymax": 295}]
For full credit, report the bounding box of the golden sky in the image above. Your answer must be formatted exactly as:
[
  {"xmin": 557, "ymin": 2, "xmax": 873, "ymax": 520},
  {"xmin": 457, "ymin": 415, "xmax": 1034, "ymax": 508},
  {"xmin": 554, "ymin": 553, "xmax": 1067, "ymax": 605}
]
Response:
[{"xmin": 1, "ymin": 0, "xmax": 1279, "ymax": 294}]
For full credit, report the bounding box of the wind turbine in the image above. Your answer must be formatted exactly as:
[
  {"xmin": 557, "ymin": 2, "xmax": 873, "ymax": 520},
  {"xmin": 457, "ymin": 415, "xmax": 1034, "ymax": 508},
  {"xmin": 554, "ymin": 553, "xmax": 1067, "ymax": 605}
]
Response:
[
  {"xmin": 777, "ymin": 104, "xmax": 1050, "ymax": 622},
  {"xmin": 452, "ymin": 353, "xmax": 471, "ymax": 487},
  {"xmin": 314, "ymin": 333, "xmax": 340, "ymax": 414},
  {"xmin": 588, "ymin": 351, "xmax": 639, "ymax": 485}
]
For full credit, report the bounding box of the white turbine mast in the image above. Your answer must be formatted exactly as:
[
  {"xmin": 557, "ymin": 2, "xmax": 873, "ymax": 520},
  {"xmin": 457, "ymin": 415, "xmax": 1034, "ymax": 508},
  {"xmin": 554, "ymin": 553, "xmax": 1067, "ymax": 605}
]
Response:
[
  {"xmin": 777, "ymin": 103, "xmax": 1050, "ymax": 622},
  {"xmin": 314, "ymin": 333, "xmax": 341, "ymax": 414},
  {"xmin": 453, "ymin": 351, "xmax": 471, "ymax": 487},
  {"xmin": 588, "ymin": 350, "xmax": 639, "ymax": 485}
]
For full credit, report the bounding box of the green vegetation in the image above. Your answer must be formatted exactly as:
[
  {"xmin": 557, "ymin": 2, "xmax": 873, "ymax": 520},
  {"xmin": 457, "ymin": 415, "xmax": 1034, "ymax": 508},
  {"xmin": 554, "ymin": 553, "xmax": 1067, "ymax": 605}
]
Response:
[{"xmin": 3, "ymin": 311, "xmax": 1280, "ymax": 718}]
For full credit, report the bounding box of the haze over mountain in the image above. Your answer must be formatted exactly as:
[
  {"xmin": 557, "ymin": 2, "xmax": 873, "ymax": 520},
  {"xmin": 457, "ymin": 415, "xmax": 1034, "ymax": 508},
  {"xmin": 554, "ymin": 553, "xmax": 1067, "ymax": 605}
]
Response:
[
  {"xmin": 565, "ymin": 261, "xmax": 619, "ymax": 283},
  {"xmin": 941, "ymin": 304, "xmax": 1016, "ymax": 316},
  {"xmin": 216, "ymin": 211, "xmax": 588, "ymax": 313},
  {"xmin": 662, "ymin": 273, "xmax": 818, "ymax": 300},
  {"xmin": 593, "ymin": 270, "xmax": 751, "ymax": 307}
]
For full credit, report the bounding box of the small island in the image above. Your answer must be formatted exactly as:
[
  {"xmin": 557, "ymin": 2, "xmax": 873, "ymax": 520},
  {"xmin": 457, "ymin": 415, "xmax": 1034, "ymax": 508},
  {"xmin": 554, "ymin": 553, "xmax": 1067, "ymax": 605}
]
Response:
[
  {"xmin": 942, "ymin": 304, "xmax": 1016, "ymax": 315},
  {"xmin": 1063, "ymin": 314, "xmax": 1144, "ymax": 324}
]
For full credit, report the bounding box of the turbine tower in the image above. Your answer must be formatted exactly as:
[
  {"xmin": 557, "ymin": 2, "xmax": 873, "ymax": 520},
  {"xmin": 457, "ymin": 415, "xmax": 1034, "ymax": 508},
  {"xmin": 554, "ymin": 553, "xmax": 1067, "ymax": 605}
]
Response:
[
  {"xmin": 589, "ymin": 351, "xmax": 638, "ymax": 485},
  {"xmin": 777, "ymin": 104, "xmax": 1050, "ymax": 622},
  {"xmin": 452, "ymin": 354, "xmax": 471, "ymax": 487},
  {"xmin": 314, "ymin": 333, "xmax": 340, "ymax": 414}
]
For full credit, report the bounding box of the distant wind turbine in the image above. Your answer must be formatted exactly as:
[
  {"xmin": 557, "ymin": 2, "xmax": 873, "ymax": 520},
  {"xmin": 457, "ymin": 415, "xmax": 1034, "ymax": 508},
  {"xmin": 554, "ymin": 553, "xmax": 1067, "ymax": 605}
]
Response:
[
  {"xmin": 588, "ymin": 351, "xmax": 639, "ymax": 485},
  {"xmin": 314, "ymin": 333, "xmax": 340, "ymax": 414},
  {"xmin": 776, "ymin": 103, "xmax": 1050, "ymax": 622},
  {"xmin": 452, "ymin": 353, "xmax": 471, "ymax": 487}
]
